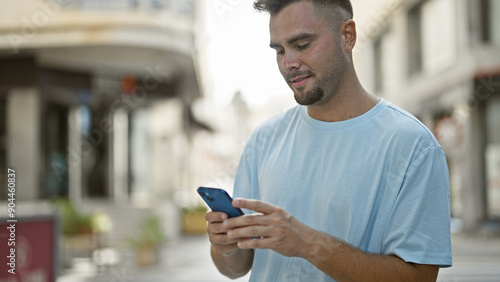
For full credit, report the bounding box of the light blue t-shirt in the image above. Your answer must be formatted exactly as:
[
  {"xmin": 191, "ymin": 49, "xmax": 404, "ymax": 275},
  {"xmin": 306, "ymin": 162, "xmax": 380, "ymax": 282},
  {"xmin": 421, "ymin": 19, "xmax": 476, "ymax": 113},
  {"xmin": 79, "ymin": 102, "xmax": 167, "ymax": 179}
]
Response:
[{"xmin": 233, "ymin": 99, "xmax": 452, "ymax": 282}]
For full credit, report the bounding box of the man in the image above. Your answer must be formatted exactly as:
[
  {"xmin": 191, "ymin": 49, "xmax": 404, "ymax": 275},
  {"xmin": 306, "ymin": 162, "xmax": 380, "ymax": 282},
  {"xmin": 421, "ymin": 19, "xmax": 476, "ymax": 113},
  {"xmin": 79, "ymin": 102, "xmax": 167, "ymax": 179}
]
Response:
[{"xmin": 205, "ymin": 0, "xmax": 452, "ymax": 281}]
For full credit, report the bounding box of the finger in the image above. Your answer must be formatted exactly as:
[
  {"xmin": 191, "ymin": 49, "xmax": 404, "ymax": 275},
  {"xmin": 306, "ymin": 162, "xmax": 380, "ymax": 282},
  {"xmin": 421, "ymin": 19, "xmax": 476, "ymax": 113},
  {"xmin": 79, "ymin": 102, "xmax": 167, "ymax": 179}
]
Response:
[
  {"xmin": 223, "ymin": 213, "xmax": 265, "ymax": 229},
  {"xmin": 207, "ymin": 221, "xmax": 233, "ymax": 235},
  {"xmin": 232, "ymin": 199, "xmax": 277, "ymax": 214},
  {"xmin": 237, "ymin": 237, "xmax": 273, "ymax": 250},
  {"xmin": 210, "ymin": 233, "xmax": 240, "ymax": 246},
  {"xmin": 205, "ymin": 211, "xmax": 228, "ymax": 222},
  {"xmin": 227, "ymin": 225, "xmax": 271, "ymax": 240}
]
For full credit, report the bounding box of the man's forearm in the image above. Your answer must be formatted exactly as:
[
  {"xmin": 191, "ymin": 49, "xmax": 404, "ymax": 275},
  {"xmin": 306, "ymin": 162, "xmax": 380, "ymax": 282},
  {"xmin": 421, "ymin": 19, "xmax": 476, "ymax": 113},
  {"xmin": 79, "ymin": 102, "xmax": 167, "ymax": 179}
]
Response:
[
  {"xmin": 211, "ymin": 245, "xmax": 254, "ymax": 279},
  {"xmin": 304, "ymin": 230, "xmax": 439, "ymax": 282}
]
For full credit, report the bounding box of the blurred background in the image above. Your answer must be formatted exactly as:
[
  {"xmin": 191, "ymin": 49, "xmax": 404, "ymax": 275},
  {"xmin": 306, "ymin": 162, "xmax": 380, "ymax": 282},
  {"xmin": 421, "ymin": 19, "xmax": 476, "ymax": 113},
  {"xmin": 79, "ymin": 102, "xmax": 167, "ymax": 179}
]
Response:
[{"xmin": 0, "ymin": 0, "xmax": 498, "ymax": 281}]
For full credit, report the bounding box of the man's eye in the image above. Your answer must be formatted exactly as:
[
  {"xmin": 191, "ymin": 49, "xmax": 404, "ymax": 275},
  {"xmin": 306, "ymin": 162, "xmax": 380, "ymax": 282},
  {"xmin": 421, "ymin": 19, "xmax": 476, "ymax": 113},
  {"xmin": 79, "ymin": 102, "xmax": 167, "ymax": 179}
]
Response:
[
  {"xmin": 276, "ymin": 49, "xmax": 285, "ymax": 56},
  {"xmin": 297, "ymin": 43, "xmax": 310, "ymax": 50}
]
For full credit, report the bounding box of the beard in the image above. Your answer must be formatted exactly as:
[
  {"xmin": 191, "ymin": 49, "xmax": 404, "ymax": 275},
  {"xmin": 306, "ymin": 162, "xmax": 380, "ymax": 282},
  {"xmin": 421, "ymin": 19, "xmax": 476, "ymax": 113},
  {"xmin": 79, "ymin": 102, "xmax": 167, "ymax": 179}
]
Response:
[
  {"xmin": 289, "ymin": 64, "xmax": 346, "ymax": 106},
  {"xmin": 288, "ymin": 42, "xmax": 348, "ymax": 106},
  {"xmin": 285, "ymin": 70, "xmax": 326, "ymax": 106},
  {"xmin": 294, "ymin": 85, "xmax": 324, "ymax": 106}
]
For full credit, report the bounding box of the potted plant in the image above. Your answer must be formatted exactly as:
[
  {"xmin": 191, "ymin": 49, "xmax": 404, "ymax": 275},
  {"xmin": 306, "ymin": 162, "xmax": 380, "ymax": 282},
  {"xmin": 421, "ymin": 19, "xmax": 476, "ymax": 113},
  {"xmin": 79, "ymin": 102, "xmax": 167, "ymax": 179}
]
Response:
[
  {"xmin": 52, "ymin": 198, "xmax": 93, "ymax": 236},
  {"xmin": 181, "ymin": 204, "xmax": 208, "ymax": 235},
  {"xmin": 127, "ymin": 215, "xmax": 166, "ymax": 267},
  {"xmin": 51, "ymin": 198, "xmax": 96, "ymax": 267}
]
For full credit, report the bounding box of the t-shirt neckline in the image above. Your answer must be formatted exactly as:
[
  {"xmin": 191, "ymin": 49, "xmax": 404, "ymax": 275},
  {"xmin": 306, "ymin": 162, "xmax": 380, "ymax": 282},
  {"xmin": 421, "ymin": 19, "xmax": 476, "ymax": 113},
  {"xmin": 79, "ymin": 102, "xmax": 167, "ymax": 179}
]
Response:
[{"xmin": 300, "ymin": 98, "xmax": 387, "ymax": 131}]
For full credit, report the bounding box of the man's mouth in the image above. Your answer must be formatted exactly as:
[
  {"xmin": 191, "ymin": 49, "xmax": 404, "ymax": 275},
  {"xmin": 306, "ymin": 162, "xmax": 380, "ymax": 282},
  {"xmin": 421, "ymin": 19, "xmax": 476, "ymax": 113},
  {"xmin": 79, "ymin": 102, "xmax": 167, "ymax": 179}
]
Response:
[{"xmin": 290, "ymin": 75, "xmax": 311, "ymax": 88}]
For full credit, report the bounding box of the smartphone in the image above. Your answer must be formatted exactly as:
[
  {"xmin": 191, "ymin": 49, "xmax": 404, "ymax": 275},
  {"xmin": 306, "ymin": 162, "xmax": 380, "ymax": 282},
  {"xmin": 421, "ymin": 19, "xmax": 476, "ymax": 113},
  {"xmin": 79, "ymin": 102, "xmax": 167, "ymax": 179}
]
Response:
[{"xmin": 197, "ymin": 187, "xmax": 244, "ymax": 218}]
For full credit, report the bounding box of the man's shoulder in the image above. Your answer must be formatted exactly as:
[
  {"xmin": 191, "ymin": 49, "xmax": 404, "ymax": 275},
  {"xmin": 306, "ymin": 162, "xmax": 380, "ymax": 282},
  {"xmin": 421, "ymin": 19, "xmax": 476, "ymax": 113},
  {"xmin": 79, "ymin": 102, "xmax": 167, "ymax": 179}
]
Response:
[
  {"xmin": 380, "ymin": 101, "xmax": 441, "ymax": 150},
  {"xmin": 253, "ymin": 105, "xmax": 301, "ymax": 135},
  {"xmin": 243, "ymin": 105, "xmax": 301, "ymax": 152}
]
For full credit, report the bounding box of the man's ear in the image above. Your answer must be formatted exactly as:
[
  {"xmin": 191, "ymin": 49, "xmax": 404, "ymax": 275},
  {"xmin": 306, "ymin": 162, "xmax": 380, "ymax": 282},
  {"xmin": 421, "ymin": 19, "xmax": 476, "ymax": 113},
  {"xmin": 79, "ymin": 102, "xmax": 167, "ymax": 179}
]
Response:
[{"xmin": 341, "ymin": 19, "xmax": 357, "ymax": 53}]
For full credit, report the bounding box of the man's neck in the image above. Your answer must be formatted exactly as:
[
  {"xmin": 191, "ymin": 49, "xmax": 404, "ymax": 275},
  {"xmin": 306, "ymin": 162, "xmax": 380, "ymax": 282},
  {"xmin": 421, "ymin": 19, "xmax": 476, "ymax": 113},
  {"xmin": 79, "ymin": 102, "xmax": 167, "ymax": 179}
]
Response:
[{"xmin": 306, "ymin": 81, "xmax": 379, "ymax": 122}]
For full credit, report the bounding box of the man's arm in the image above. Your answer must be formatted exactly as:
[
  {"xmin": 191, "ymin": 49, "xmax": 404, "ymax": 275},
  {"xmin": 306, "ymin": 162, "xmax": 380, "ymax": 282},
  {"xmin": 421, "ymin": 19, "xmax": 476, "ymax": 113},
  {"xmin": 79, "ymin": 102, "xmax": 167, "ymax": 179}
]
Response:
[
  {"xmin": 205, "ymin": 211, "xmax": 254, "ymax": 279},
  {"xmin": 226, "ymin": 199, "xmax": 439, "ymax": 282},
  {"xmin": 210, "ymin": 245, "xmax": 254, "ymax": 279},
  {"xmin": 304, "ymin": 230, "xmax": 438, "ymax": 282}
]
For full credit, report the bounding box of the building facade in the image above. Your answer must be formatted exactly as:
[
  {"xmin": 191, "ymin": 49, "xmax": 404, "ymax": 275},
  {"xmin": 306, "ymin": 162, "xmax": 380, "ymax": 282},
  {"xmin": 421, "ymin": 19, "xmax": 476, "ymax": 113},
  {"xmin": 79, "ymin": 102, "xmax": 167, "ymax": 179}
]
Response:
[
  {"xmin": 354, "ymin": 0, "xmax": 500, "ymax": 233},
  {"xmin": 0, "ymin": 0, "xmax": 202, "ymax": 240}
]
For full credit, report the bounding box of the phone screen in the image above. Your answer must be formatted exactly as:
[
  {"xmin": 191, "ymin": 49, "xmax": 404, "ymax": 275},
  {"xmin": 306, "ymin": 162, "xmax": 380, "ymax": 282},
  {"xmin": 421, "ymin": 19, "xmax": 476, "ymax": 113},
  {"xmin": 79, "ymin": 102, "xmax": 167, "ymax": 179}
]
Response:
[{"xmin": 197, "ymin": 187, "xmax": 244, "ymax": 218}]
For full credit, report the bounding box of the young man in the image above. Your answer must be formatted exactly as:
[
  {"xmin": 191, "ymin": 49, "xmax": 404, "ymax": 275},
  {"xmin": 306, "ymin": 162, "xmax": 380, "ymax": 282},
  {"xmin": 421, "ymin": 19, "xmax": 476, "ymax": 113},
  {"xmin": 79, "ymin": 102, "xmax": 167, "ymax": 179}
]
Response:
[{"xmin": 205, "ymin": 0, "xmax": 452, "ymax": 281}]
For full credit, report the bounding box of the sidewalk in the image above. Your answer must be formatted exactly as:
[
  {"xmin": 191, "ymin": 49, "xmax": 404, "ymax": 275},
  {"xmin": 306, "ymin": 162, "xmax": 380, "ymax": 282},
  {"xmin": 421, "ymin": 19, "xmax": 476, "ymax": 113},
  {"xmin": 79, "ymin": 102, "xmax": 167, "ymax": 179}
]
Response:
[
  {"xmin": 58, "ymin": 233, "xmax": 500, "ymax": 282},
  {"xmin": 58, "ymin": 234, "xmax": 249, "ymax": 282},
  {"xmin": 438, "ymin": 233, "xmax": 500, "ymax": 282}
]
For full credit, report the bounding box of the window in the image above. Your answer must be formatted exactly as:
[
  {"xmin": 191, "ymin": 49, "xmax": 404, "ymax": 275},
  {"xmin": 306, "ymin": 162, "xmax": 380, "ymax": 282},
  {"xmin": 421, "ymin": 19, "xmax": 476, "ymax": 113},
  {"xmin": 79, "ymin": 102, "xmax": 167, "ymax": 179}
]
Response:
[
  {"xmin": 407, "ymin": 0, "xmax": 457, "ymax": 76},
  {"xmin": 407, "ymin": 2, "xmax": 423, "ymax": 76},
  {"xmin": 373, "ymin": 30, "xmax": 397, "ymax": 94},
  {"xmin": 480, "ymin": 0, "xmax": 490, "ymax": 42},
  {"xmin": 420, "ymin": 0, "xmax": 457, "ymax": 74},
  {"xmin": 485, "ymin": 92, "xmax": 500, "ymax": 219},
  {"xmin": 482, "ymin": 0, "xmax": 500, "ymax": 44},
  {"xmin": 42, "ymin": 102, "xmax": 69, "ymax": 199},
  {"xmin": 374, "ymin": 37, "xmax": 384, "ymax": 92}
]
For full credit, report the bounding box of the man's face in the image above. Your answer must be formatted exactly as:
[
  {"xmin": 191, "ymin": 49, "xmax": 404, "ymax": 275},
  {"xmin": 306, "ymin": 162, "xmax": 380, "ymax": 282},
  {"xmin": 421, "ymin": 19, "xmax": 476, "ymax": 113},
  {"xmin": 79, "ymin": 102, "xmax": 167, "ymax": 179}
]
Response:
[{"xmin": 269, "ymin": 1, "xmax": 347, "ymax": 106}]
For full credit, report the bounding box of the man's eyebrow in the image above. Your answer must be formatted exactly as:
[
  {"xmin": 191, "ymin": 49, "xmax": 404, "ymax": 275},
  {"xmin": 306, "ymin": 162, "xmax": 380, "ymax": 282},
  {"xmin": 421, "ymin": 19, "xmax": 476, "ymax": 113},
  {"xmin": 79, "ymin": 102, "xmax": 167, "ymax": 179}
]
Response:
[{"xmin": 269, "ymin": 32, "xmax": 316, "ymax": 49}]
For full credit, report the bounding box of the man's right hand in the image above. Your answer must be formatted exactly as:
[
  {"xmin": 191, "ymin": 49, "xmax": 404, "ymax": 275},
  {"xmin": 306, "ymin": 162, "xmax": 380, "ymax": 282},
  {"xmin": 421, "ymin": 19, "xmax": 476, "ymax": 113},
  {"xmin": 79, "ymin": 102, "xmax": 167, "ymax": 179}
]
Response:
[{"xmin": 205, "ymin": 211, "xmax": 240, "ymax": 257}]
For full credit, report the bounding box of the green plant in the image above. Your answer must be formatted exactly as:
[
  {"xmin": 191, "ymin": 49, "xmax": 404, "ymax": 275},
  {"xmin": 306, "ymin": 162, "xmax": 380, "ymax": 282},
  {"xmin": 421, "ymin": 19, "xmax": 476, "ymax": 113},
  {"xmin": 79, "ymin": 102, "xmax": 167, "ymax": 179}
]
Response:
[
  {"xmin": 181, "ymin": 204, "xmax": 208, "ymax": 235},
  {"xmin": 51, "ymin": 198, "xmax": 92, "ymax": 236},
  {"xmin": 182, "ymin": 204, "xmax": 208, "ymax": 216},
  {"xmin": 127, "ymin": 215, "xmax": 166, "ymax": 249}
]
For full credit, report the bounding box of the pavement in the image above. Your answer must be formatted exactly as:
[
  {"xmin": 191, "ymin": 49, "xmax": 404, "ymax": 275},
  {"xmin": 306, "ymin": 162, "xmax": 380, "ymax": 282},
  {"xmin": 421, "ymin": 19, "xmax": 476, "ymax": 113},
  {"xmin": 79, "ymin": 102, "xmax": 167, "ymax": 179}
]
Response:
[
  {"xmin": 58, "ymin": 234, "xmax": 249, "ymax": 282},
  {"xmin": 437, "ymin": 234, "xmax": 500, "ymax": 282},
  {"xmin": 57, "ymin": 233, "xmax": 500, "ymax": 282}
]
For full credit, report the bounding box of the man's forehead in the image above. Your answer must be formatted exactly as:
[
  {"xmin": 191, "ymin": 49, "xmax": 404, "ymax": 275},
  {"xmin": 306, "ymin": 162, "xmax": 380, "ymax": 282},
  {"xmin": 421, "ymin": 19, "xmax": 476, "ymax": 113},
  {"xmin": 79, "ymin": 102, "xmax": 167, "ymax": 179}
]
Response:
[{"xmin": 269, "ymin": 2, "xmax": 325, "ymax": 45}]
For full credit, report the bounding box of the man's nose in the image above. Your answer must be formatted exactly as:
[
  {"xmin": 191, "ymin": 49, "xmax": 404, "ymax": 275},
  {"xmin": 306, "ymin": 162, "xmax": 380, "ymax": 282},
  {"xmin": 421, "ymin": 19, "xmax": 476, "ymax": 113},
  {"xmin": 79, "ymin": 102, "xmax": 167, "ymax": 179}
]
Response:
[{"xmin": 282, "ymin": 50, "xmax": 301, "ymax": 71}]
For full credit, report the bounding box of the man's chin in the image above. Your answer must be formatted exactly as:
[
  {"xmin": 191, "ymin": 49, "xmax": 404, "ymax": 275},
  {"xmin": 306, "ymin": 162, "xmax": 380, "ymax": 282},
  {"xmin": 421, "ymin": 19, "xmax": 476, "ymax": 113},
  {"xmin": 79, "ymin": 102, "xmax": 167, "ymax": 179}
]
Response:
[{"xmin": 293, "ymin": 90, "xmax": 324, "ymax": 106}]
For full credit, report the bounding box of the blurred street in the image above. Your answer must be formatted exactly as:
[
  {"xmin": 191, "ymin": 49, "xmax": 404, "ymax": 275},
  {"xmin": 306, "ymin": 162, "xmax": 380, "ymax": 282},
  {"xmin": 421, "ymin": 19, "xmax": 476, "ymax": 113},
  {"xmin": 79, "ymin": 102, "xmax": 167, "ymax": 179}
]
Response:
[
  {"xmin": 57, "ymin": 233, "xmax": 500, "ymax": 282},
  {"xmin": 439, "ymin": 234, "xmax": 500, "ymax": 282},
  {"xmin": 1, "ymin": 1, "xmax": 500, "ymax": 282},
  {"xmin": 57, "ymin": 234, "xmax": 250, "ymax": 282}
]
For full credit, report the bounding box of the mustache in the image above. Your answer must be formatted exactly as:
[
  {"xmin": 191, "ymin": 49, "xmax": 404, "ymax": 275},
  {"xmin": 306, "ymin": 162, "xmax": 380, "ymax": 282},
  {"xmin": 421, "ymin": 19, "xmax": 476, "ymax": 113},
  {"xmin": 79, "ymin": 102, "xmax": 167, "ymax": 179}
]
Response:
[{"xmin": 285, "ymin": 70, "xmax": 314, "ymax": 81}]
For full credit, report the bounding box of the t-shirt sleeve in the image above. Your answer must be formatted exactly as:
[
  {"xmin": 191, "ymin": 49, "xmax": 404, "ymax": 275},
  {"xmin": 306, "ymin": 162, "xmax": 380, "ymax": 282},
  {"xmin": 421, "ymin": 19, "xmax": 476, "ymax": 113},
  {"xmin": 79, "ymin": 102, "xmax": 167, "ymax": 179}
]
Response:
[{"xmin": 382, "ymin": 146, "xmax": 453, "ymax": 267}]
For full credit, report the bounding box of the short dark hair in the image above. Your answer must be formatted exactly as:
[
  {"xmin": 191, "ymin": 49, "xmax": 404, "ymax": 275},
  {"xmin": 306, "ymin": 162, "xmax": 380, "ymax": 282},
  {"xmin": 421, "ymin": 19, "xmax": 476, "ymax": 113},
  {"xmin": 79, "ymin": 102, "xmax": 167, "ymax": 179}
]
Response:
[{"xmin": 253, "ymin": 0, "xmax": 353, "ymax": 19}]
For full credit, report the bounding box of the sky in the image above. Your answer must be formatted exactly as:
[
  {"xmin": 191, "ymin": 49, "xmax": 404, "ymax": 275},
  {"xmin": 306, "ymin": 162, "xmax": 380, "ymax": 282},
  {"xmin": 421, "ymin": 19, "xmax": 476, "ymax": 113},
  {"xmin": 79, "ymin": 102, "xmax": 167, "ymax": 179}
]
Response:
[{"xmin": 201, "ymin": 1, "xmax": 291, "ymax": 108}]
